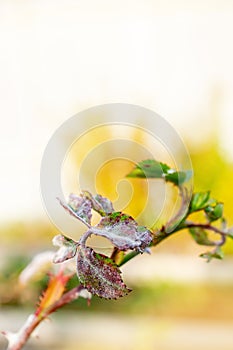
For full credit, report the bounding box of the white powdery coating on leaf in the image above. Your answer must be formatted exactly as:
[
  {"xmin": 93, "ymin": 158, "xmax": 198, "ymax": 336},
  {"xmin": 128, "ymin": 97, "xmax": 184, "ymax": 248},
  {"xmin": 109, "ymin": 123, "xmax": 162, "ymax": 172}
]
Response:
[
  {"xmin": 94, "ymin": 213, "xmax": 152, "ymax": 251},
  {"xmin": 77, "ymin": 247, "xmax": 131, "ymax": 299},
  {"xmin": 94, "ymin": 194, "xmax": 114, "ymax": 214},
  {"xmin": 57, "ymin": 197, "xmax": 91, "ymax": 227},
  {"xmin": 78, "ymin": 288, "xmax": 92, "ymax": 300},
  {"xmin": 69, "ymin": 193, "xmax": 92, "ymax": 224},
  {"xmin": 52, "ymin": 234, "xmax": 77, "ymax": 263}
]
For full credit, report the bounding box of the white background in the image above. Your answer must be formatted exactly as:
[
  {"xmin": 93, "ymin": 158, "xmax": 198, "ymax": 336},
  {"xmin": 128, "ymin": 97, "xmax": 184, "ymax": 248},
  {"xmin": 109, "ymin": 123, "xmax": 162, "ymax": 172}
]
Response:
[{"xmin": 0, "ymin": 0, "xmax": 233, "ymax": 220}]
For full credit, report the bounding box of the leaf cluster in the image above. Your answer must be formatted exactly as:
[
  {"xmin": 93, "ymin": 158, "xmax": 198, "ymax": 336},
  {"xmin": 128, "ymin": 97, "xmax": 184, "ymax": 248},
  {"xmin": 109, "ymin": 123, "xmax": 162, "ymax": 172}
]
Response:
[
  {"xmin": 54, "ymin": 159, "xmax": 233, "ymax": 300},
  {"xmin": 55, "ymin": 191, "xmax": 152, "ymax": 299},
  {"xmin": 128, "ymin": 160, "xmax": 232, "ymax": 262}
]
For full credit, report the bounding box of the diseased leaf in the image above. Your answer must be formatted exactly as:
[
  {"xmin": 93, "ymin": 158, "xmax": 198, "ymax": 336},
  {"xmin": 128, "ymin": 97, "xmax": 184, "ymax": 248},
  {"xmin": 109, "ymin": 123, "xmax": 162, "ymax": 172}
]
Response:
[
  {"xmin": 200, "ymin": 247, "xmax": 224, "ymax": 262},
  {"xmin": 93, "ymin": 212, "xmax": 152, "ymax": 252},
  {"xmin": 77, "ymin": 246, "xmax": 131, "ymax": 299},
  {"xmin": 189, "ymin": 227, "xmax": 215, "ymax": 246},
  {"xmin": 68, "ymin": 193, "xmax": 92, "ymax": 224},
  {"xmin": 57, "ymin": 194, "xmax": 92, "ymax": 226},
  {"xmin": 126, "ymin": 159, "xmax": 190, "ymax": 185},
  {"xmin": 94, "ymin": 194, "xmax": 114, "ymax": 214},
  {"xmin": 82, "ymin": 191, "xmax": 114, "ymax": 216},
  {"xmin": 53, "ymin": 234, "xmax": 77, "ymax": 263}
]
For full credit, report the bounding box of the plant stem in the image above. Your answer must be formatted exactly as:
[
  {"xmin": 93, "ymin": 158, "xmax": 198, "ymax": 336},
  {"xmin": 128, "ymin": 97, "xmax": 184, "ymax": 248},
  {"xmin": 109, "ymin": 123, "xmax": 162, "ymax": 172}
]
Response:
[
  {"xmin": 184, "ymin": 221, "xmax": 228, "ymax": 237},
  {"xmin": 119, "ymin": 227, "xmax": 172, "ymax": 266},
  {"xmin": 78, "ymin": 229, "xmax": 92, "ymax": 247},
  {"xmin": 2, "ymin": 286, "xmax": 88, "ymax": 350},
  {"xmin": 118, "ymin": 250, "xmax": 140, "ymax": 267},
  {"xmin": 119, "ymin": 219, "xmax": 229, "ymax": 267},
  {"xmin": 3, "ymin": 314, "xmax": 42, "ymax": 350}
]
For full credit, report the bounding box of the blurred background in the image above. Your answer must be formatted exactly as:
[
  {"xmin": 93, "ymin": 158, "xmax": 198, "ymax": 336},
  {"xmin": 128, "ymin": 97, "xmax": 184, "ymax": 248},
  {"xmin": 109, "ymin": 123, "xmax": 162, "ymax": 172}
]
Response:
[{"xmin": 0, "ymin": 1, "xmax": 233, "ymax": 349}]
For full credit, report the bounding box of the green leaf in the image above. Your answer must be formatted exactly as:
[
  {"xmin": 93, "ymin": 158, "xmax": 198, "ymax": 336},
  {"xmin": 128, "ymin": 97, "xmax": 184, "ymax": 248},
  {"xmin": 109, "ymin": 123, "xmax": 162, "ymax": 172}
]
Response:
[
  {"xmin": 126, "ymin": 159, "xmax": 167, "ymax": 178},
  {"xmin": 92, "ymin": 212, "xmax": 152, "ymax": 252},
  {"xmin": 204, "ymin": 203, "xmax": 224, "ymax": 222},
  {"xmin": 81, "ymin": 190, "xmax": 114, "ymax": 216},
  {"xmin": 164, "ymin": 171, "xmax": 187, "ymax": 185},
  {"xmin": 77, "ymin": 246, "xmax": 131, "ymax": 299},
  {"xmin": 189, "ymin": 191, "xmax": 213, "ymax": 212},
  {"xmin": 53, "ymin": 234, "xmax": 77, "ymax": 263},
  {"xmin": 189, "ymin": 227, "xmax": 215, "ymax": 246},
  {"xmin": 200, "ymin": 247, "xmax": 224, "ymax": 262},
  {"xmin": 126, "ymin": 159, "xmax": 190, "ymax": 185},
  {"xmin": 57, "ymin": 194, "xmax": 92, "ymax": 226}
]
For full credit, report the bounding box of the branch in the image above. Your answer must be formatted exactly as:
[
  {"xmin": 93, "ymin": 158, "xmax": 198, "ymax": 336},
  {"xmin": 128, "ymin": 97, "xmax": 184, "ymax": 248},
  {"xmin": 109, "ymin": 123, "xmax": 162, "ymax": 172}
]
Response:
[
  {"xmin": 184, "ymin": 221, "xmax": 227, "ymax": 247},
  {"xmin": 2, "ymin": 285, "xmax": 90, "ymax": 350},
  {"xmin": 184, "ymin": 221, "xmax": 228, "ymax": 238},
  {"xmin": 2, "ymin": 314, "xmax": 41, "ymax": 350},
  {"xmin": 119, "ymin": 226, "xmax": 172, "ymax": 266},
  {"xmin": 118, "ymin": 219, "xmax": 230, "ymax": 267}
]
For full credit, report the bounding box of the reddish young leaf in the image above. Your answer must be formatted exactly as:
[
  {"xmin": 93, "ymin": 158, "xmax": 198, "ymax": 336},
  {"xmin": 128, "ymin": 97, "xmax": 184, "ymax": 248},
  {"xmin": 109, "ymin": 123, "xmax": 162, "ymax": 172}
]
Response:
[
  {"xmin": 92, "ymin": 212, "xmax": 152, "ymax": 252},
  {"xmin": 77, "ymin": 246, "xmax": 131, "ymax": 299},
  {"xmin": 35, "ymin": 269, "xmax": 70, "ymax": 317}
]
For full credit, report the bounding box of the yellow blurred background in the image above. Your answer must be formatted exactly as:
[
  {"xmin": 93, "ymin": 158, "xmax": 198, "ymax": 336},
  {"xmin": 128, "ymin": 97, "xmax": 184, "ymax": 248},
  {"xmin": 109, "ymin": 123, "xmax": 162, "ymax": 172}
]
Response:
[{"xmin": 0, "ymin": 1, "xmax": 233, "ymax": 349}]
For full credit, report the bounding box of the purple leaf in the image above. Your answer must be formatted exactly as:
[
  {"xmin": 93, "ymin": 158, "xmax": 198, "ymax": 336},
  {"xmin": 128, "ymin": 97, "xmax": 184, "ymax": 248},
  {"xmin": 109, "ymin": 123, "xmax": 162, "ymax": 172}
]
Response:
[
  {"xmin": 77, "ymin": 246, "xmax": 131, "ymax": 299},
  {"xmin": 57, "ymin": 194, "xmax": 92, "ymax": 227},
  {"xmin": 81, "ymin": 191, "xmax": 114, "ymax": 216},
  {"xmin": 92, "ymin": 212, "xmax": 152, "ymax": 252},
  {"xmin": 53, "ymin": 234, "xmax": 77, "ymax": 263}
]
